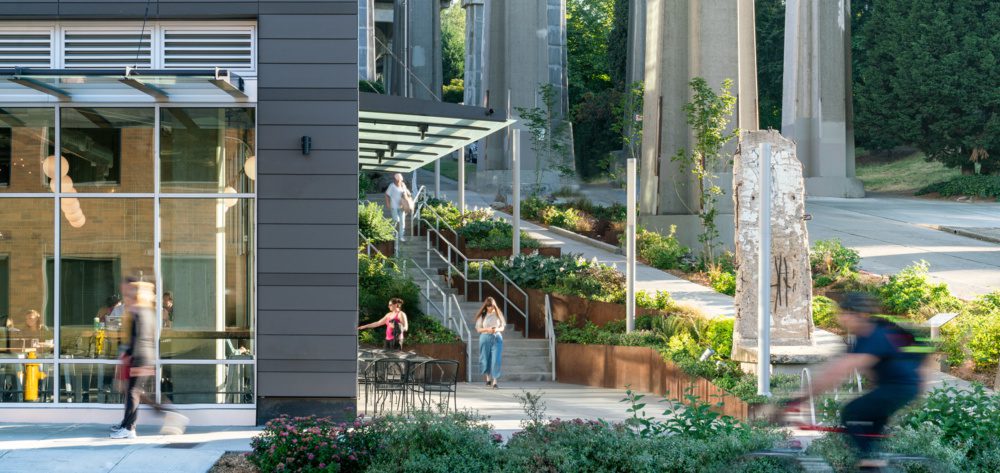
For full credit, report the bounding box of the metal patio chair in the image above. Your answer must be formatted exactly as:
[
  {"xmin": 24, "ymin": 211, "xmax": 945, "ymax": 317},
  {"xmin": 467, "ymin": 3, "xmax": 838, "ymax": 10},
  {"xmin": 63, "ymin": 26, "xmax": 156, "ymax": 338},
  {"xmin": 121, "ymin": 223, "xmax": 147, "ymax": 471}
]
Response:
[
  {"xmin": 410, "ymin": 360, "xmax": 459, "ymax": 413},
  {"xmin": 371, "ymin": 358, "xmax": 410, "ymax": 415}
]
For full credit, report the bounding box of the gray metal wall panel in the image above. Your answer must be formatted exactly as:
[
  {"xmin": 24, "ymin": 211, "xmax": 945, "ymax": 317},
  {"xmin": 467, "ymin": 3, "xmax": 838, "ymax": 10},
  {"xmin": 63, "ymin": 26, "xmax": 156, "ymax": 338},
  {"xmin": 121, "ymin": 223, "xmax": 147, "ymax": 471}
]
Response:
[
  {"xmin": 258, "ymin": 2, "xmax": 353, "ymax": 15},
  {"xmin": 257, "ymin": 200, "xmax": 356, "ymax": 225},
  {"xmin": 258, "ymin": 310, "xmax": 356, "ymax": 335},
  {"xmin": 258, "ymin": 273, "xmax": 356, "ymax": 286},
  {"xmin": 258, "ymin": 223, "xmax": 356, "ymax": 249},
  {"xmin": 258, "ymin": 39, "xmax": 356, "ymax": 64},
  {"xmin": 259, "ymin": 249, "xmax": 356, "ymax": 273},
  {"xmin": 258, "ymin": 14, "xmax": 355, "ymax": 39},
  {"xmin": 156, "ymin": 3, "xmax": 258, "ymax": 18},
  {"xmin": 258, "ymin": 335, "xmax": 356, "ymax": 359},
  {"xmin": 0, "ymin": 3, "xmax": 58, "ymax": 16},
  {"xmin": 257, "ymin": 125, "xmax": 357, "ymax": 150},
  {"xmin": 258, "ymin": 286, "xmax": 356, "ymax": 311},
  {"xmin": 256, "ymin": 149, "xmax": 358, "ymax": 175},
  {"xmin": 258, "ymin": 88, "xmax": 356, "ymax": 102},
  {"xmin": 258, "ymin": 372, "xmax": 356, "ymax": 398},
  {"xmin": 258, "ymin": 63, "xmax": 358, "ymax": 89},
  {"xmin": 257, "ymin": 175, "xmax": 356, "ymax": 199},
  {"xmin": 258, "ymin": 360, "xmax": 356, "ymax": 373},
  {"xmin": 258, "ymin": 101, "xmax": 356, "ymax": 126}
]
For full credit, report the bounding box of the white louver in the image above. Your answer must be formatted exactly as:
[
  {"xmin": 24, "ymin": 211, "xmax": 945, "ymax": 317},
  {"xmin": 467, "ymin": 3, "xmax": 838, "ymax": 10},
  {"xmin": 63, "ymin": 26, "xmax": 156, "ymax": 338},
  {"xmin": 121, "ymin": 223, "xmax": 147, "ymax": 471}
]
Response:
[
  {"xmin": 0, "ymin": 31, "xmax": 53, "ymax": 67},
  {"xmin": 162, "ymin": 29, "xmax": 254, "ymax": 71},
  {"xmin": 63, "ymin": 30, "xmax": 152, "ymax": 68}
]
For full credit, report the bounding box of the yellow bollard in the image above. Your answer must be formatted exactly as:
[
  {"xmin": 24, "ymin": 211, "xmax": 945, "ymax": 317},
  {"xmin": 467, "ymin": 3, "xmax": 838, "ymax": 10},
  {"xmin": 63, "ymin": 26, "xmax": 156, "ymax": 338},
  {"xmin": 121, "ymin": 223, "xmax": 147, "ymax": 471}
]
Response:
[{"xmin": 24, "ymin": 351, "xmax": 46, "ymax": 402}]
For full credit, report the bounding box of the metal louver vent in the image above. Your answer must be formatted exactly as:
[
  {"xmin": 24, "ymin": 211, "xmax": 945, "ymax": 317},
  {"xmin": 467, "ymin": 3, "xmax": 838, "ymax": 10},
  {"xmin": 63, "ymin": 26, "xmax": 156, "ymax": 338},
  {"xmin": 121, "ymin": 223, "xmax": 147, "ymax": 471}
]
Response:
[
  {"xmin": 63, "ymin": 31, "xmax": 151, "ymax": 68},
  {"xmin": 163, "ymin": 30, "xmax": 253, "ymax": 70},
  {"xmin": 0, "ymin": 32, "xmax": 53, "ymax": 67}
]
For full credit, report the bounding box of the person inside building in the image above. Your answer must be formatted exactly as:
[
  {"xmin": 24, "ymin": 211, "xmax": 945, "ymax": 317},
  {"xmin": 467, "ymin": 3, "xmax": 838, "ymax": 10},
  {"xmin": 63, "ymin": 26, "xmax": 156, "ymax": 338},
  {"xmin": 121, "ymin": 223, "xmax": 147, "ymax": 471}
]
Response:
[
  {"xmin": 17, "ymin": 309, "xmax": 52, "ymax": 350},
  {"xmin": 96, "ymin": 294, "xmax": 122, "ymax": 324},
  {"xmin": 161, "ymin": 291, "xmax": 174, "ymax": 329}
]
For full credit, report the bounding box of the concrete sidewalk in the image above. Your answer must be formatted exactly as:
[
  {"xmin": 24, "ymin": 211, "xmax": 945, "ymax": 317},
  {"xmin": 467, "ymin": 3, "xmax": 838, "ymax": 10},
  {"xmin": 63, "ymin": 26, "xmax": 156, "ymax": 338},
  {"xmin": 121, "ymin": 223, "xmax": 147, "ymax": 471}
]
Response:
[{"xmin": 0, "ymin": 423, "xmax": 256, "ymax": 473}]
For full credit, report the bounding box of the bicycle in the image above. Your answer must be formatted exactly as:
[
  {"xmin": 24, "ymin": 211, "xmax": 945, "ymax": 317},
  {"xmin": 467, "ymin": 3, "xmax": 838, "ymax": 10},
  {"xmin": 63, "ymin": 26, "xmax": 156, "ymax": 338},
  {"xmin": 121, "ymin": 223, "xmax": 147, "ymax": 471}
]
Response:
[{"xmin": 724, "ymin": 405, "xmax": 943, "ymax": 473}]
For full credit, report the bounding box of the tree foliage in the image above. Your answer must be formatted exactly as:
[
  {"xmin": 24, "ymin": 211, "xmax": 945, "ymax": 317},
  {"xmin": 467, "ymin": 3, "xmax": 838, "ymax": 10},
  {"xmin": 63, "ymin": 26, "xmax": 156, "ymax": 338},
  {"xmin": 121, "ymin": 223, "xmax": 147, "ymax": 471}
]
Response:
[
  {"xmin": 441, "ymin": 2, "xmax": 465, "ymax": 87},
  {"xmin": 516, "ymin": 83, "xmax": 574, "ymax": 186},
  {"xmin": 755, "ymin": 0, "xmax": 785, "ymax": 131},
  {"xmin": 607, "ymin": 0, "xmax": 630, "ymax": 87},
  {"xmin": 567, "ymin": 0, "xmax": 614, "ymax": 104},
  {"xmin": 855, "ymin": 0, "xmax": 1000, "ymax": 172}
]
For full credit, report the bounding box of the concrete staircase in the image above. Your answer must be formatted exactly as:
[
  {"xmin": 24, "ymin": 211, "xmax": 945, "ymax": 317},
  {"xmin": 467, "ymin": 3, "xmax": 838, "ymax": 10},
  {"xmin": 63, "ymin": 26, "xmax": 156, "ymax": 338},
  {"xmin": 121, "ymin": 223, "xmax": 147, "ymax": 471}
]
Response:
[{"xmin": 397, "ymin": 238, "xmax": 554, "ymax": 382}]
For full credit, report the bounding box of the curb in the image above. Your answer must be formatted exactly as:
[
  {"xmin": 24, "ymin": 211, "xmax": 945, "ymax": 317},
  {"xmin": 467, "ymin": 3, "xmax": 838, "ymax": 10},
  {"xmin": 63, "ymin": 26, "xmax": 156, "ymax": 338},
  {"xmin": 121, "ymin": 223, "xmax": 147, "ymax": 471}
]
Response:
[
  {"xmin": 546, "ymin": 225, "xmax": 623, "ymax": 254},
  {"xmin": 919, "ymin": 224, "xmax": 1000, "ymax": 245}
]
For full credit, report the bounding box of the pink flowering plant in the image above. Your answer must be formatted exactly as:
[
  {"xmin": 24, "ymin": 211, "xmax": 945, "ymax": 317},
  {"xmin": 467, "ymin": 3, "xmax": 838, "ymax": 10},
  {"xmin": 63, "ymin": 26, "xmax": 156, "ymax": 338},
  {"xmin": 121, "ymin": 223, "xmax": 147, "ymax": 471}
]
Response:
[{"xmin": 249, "ymin": 415, "xmax": 387, "ymax": 473}]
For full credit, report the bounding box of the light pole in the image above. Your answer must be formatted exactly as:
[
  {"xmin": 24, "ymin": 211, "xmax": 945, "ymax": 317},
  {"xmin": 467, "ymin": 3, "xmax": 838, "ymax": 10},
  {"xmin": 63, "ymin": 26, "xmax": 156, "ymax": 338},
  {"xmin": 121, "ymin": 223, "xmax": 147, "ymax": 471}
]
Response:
[
  {"xmin": 626, "ymin": 158, "xmax": 637, "ymax": 333},
  {"xmin": 512, "ymin": 129, "xmax": 521, "ymax": 253},
  {"xmin": 458, "ymin": 145, "xmax": 466, "ymax": 213},
  {"xmin": 757, "ymin": 143, "xmax": 772, "ymax": 397}
]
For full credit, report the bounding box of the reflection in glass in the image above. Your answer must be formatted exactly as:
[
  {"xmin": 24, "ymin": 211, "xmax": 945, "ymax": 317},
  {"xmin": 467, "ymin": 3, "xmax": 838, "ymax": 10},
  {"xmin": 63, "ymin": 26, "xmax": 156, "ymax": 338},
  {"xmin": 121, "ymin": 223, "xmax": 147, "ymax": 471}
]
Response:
[
  {"xmin": 0, "ymin": 363, "xmax": 54, "ymax": 403},
  {"xmin": 160, "ymin": 199, "xmax": 253, "ymax": 360},
  {"xmin": 58, "ymin": 362, "xmax": 123, "ymax": 404},
  {"xmin": 60, "ymin": 108, "xmax": 154, "ymax": 193},
  {"xmin": 161, "ymin": 363, "xmax": 253, "ymax": 404},
  {"xmin": 0, "ymin": 199, "xmax": 54, "ymax": 357},
  {"xmin": 160, "ymin": 107, "xmax": 255, "ymax": 193},
  {"xmin": 0, "ymin": 108, "xmax": 55, "ymax": 193},
  {"xmin": 59, "ymin": 198, "xmax": 154, "ymax": 359}
]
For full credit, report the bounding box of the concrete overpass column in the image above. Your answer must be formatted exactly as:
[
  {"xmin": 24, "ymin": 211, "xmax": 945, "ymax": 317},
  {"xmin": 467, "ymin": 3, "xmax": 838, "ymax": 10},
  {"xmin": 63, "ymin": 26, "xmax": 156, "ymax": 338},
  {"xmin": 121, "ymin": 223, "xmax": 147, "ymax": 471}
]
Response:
[
  {"xmin": 781, "ymin": 0, "xmax": 865, "ymax": 198},
  {"xmin": 359, "ymin": 0, "xmax": 376, "ymax": 81},
  {"xmin": 462, "ymin": 0, "xmax": 489, "ymax": 107},
  {"xmin": 639, "ymin": 0, "xmax": 759, "ymax": 251},
  {"xmin": 409, "ymin": 0, "xmax": 444, "ymax": 100}
]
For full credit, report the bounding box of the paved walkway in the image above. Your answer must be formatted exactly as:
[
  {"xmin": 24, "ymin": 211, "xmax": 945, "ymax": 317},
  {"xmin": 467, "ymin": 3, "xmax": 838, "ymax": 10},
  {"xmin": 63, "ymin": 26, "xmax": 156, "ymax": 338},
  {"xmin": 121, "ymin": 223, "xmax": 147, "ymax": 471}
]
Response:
[
  {"xmin": 0, "ymin": 424, "xmax": 256, "ymax": 473},
  {"xmin": 429, "ymin": 173, "xmax": 1000, "ymax": 299}
]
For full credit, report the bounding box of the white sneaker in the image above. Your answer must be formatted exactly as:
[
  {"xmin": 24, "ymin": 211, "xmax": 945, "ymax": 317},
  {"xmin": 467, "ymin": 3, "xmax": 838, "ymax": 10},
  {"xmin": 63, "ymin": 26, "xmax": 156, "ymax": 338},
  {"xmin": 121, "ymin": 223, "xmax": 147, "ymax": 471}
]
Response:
[
  {"xmin": 159, "ymin": 411, "xmax": 190, "ymax": 435},
  {"xmin": 110, "ymin": 427, "xmax": 137, "ymax": 439}
]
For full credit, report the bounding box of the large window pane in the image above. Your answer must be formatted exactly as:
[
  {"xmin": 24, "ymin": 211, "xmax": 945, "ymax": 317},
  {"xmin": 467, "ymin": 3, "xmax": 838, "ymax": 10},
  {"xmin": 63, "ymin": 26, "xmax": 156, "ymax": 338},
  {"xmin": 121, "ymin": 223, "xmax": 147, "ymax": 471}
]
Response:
[
  {"xmin": 0, "ymin": 108, "xmax": 55, "ymax": 193},
  {"xmin": 59, "ymin": 198, "xmax": 153, "ymax": 360},
  {"xmin": 0, "ymin": 198, "xmax": 54, "ymax": 357},
  {"xmin": 60, "ymin": 108, "xmax": 154, "ymax": 193},
  {"xmin": 58, "ymin": 362, "xmax": 123, "ymax": 404},
  {"xmin": 160, "ymin": 107, "xmax": 255, "ymax": 194},
  {"xmin": 161, "ymin": 363, "xmax": 253, "ymax": 404},
  {"xmin": 160, "ymin": 198, "xmax": 253, "ymax": 360},
  {"xmin": 0, "ymin": 362, "xmax": 54, "ymax": 403}
]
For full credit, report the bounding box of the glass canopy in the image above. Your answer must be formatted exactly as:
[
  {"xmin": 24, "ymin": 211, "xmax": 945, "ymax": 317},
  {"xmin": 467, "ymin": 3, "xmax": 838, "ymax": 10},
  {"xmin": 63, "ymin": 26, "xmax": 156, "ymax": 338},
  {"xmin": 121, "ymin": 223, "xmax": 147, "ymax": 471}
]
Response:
[{"xmin": 0, "ymin": 68, "xmax": 248, "ymax": 103}]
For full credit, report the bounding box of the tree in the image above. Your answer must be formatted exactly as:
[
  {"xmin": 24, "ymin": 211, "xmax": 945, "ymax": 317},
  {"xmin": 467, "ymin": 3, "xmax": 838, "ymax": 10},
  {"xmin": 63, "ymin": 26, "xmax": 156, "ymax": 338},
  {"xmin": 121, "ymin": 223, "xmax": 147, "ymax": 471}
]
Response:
[
  {"xmin": 516, "ymin": 83, "xmax": 574, "ymax": 188},
  {"xmin": 755, "ymin": 0, "xmax": 785, "ymax": 131},
  {"xmin": 607, "ymin": 0, "xmax": 630, "ymax": 87},
  {"xmin": 671, "ymin": 78, "xmax": 738, "ymax": 264},
  {"xmin": 855, "ymin": 0, "xmax": 1000, "ymax": 173},
  {"xmin": 567, "ymin": 0, "xmax": 614, "ymax": 103},
  {"xmin": 441, "ymin": 2, "xmax": 465, "ymax": 87}
]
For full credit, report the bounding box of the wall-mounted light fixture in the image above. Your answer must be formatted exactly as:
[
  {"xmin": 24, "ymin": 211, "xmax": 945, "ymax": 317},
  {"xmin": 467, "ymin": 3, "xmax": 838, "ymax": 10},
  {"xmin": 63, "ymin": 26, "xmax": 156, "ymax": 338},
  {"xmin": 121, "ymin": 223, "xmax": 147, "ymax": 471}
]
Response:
[
  {"xmin": 375, "ymin": 149, "xmax": 385, "ymax": 164},
  {"xmin": 387, "ymin": 142, "xmax": 397, "ymax": 158},
  {"xmin": 417, "ymin": 124, "xmax": 428, "ymax": 140},
  {"xmin": 301, "ymin": 136, "xmax": 312, "ymax": 155}
]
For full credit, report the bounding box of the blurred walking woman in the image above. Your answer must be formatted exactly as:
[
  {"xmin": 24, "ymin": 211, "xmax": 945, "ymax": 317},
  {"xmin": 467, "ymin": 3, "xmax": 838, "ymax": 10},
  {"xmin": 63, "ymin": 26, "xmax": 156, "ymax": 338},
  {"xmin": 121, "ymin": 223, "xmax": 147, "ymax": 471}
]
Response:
[{"xmin": 475, "ymin": 297, "xmax": 505, "ymax": 389}]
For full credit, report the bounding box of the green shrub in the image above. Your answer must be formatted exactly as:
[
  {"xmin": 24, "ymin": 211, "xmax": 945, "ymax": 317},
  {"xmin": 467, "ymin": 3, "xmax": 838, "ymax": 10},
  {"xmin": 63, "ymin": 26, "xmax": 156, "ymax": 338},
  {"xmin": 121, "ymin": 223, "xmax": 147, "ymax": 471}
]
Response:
[
  {"xmin": 635, "ymin": 290, "xmax": 674, "ymax": 311},
  {"xmin": 249, "ymin": 415, "xmax": 389, "ymax": 472},
  {"xmin": 705, "ymin": 318, "xmax": 734, "ymax": 359},
  {"xmin": 520, "ymin": 195, "xmax": 548, "ymax": 220},
  {"xmin": 358, "ymin": 201, "xmax": 396, "ymax": 242},
  {"xmin": 883, "ymin": 424, "xmax": 966, "ymax": 473},
  {"xmin": 636, "ymin": 225, "xmax": 691, "ymax": 270},
  {"xmin": 812, "ymin": 296, "xmax": 838, "ymax": 330},
  {"xmin": 877, "ymin": 261, "xmax": 961, "ymax": 316},
  {"xmin": 365, "ymin": 411, "xmax": 502, "ymax": 473},
  {"xmin": 708, "ymin": 266, "xmax": 737, "ymax": 296},
  {"xmin": 358, "ymin": 252, "xmax": 422, "ymax": 323},
  {"xmin": 458, "ymin": 219, "xmax": 539, "ymax": 250},
  {"xmin": 497, "ymin": 253, "xmax": 593, "ymax": 289},
  {"xmin": 917, "ymin": 175, "xmax": 1000, "ymax": 200},
  {"xmin": 942, "ymin": 291, "xmax": 1000, "ymax": 371},
  {"xmin": 547, "ymin": 264, "xmax": 626, "ymax": 303},
  {"xmin": 809, "ymin": 239, "xmax": 861, "ymax": 279},
  {"xmin": 539, "ymin": 205, "xmax": 583, "ymax": 231},
  {"xmin": 899, "ymin": 385, "xmax": 1000, "ymax": 453}
]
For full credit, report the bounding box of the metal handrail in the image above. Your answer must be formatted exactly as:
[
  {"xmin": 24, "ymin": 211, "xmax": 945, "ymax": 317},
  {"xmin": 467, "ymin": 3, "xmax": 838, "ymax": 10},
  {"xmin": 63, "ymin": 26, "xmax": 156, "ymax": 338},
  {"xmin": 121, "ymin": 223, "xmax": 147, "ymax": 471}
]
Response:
[
  {"xmin": 415, "ymin": 197, "xmax": 459, "ymax": 240},
  {"xmin": 449, "ymin": 293, "xmax": 473, "ymax": 382},
  {"xmin": 358, "ymin": 230, "xmax": 383, "ymax": 257},
  {"xmin": 417, "ymin": 216, "xmax": 530, "ymax": 338},
  {"xmin": 799, "ymin": 368, "xmax": 817, "ymax": 425},
  {"xmin": 407, "ymin": 258, "xmax": 449, "ymax": 329},
  {"xmin": 544, "ymin": 294, "xmax": 557, "ymax": 381}
]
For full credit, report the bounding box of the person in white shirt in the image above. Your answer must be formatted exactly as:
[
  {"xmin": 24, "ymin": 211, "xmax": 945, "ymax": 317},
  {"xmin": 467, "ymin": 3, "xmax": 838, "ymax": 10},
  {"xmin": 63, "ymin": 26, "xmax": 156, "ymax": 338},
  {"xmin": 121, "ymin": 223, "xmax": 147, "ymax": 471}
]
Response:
[
  {"xmin": 384, "ymin": 173, "xmax": 410, "ymax": 241},
  {"xmin": 475, "ymin": 297, "xmax": 506, "ymax": 389}
]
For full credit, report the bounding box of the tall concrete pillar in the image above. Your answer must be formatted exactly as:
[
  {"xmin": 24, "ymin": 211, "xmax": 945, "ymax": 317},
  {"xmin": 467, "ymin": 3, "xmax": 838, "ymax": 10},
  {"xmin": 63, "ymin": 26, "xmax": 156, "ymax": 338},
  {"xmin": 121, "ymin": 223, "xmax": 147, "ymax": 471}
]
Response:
[
  {"xmin": 389, "ymin": 0, "xmax": 443, "ymax": 100},
  {"xmin": 462, "ymin": 0, "xmax": 489, "ymax": 107},
  {"xmin": 359, "ymin": 0, "xmax": 376, "ymax": 81},
  {"xmin": 625, "ymin": 0, "xmax": 646, "ymax": 86},
  {"xmin": 781, "ymin": 0, "xmax": 864, "ymax": 198},
  {"xmin": 639, "ymin": 0, "xmax": 759, "ymax": 250},
  {"xmin": 472, "ymin": 0, "xmax": 574, "ymax": 195}
]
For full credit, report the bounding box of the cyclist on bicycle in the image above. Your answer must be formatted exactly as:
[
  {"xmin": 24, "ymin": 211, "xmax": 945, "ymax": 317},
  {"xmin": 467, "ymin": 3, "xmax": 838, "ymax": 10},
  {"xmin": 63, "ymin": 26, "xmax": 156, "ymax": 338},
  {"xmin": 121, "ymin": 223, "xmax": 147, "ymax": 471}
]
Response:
[{"xmin": 792, "ymin": 292, "xmax": 930, "ymax": 470}]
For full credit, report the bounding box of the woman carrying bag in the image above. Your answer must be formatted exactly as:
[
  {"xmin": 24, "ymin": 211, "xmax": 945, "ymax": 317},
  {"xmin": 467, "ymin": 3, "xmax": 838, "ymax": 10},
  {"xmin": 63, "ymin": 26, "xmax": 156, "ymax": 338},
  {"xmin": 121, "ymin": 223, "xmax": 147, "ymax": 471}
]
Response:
[
  {"xmin": 475, "ymin": 297, "xmax": 505, "ymax": 389},
  {"xmin": 384, "ymin": 173, "xmax": 414, "ymax": 241}
]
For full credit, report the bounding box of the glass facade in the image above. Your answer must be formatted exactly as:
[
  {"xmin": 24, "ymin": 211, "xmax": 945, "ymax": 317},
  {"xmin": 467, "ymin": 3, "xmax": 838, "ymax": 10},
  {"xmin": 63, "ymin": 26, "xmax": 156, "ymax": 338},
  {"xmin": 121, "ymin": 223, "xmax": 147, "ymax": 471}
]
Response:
[{"xmin": 0, "ymin": 106, "xmax": 255, "ymax": 405}]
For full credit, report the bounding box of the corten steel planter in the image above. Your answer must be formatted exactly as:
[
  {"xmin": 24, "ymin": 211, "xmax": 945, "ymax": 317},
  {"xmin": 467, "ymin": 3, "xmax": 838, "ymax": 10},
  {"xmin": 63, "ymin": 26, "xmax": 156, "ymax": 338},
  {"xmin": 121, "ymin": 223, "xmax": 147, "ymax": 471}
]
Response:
[
  {"xmin": 555, "ymin": 344, "xmax": 764, "ymax": 420},
  {"xmin": 373, "ymin": 241, "xmax": 395, "ymax": 257},
  {"xmin": 407, "ymin": 342, "xmax": 468, "ymax": 382}
]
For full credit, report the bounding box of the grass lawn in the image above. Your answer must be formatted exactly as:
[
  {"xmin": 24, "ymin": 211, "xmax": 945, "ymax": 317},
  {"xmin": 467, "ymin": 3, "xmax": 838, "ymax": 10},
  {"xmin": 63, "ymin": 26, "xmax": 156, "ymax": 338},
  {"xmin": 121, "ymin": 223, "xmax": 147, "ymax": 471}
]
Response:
[
  {"xmin": 856, "ymin": 152, "xmax": 961, "ymax": 194},
  {"xmin": 422, "ymin": 158, "xmax": 475, "ymax": 182}
]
